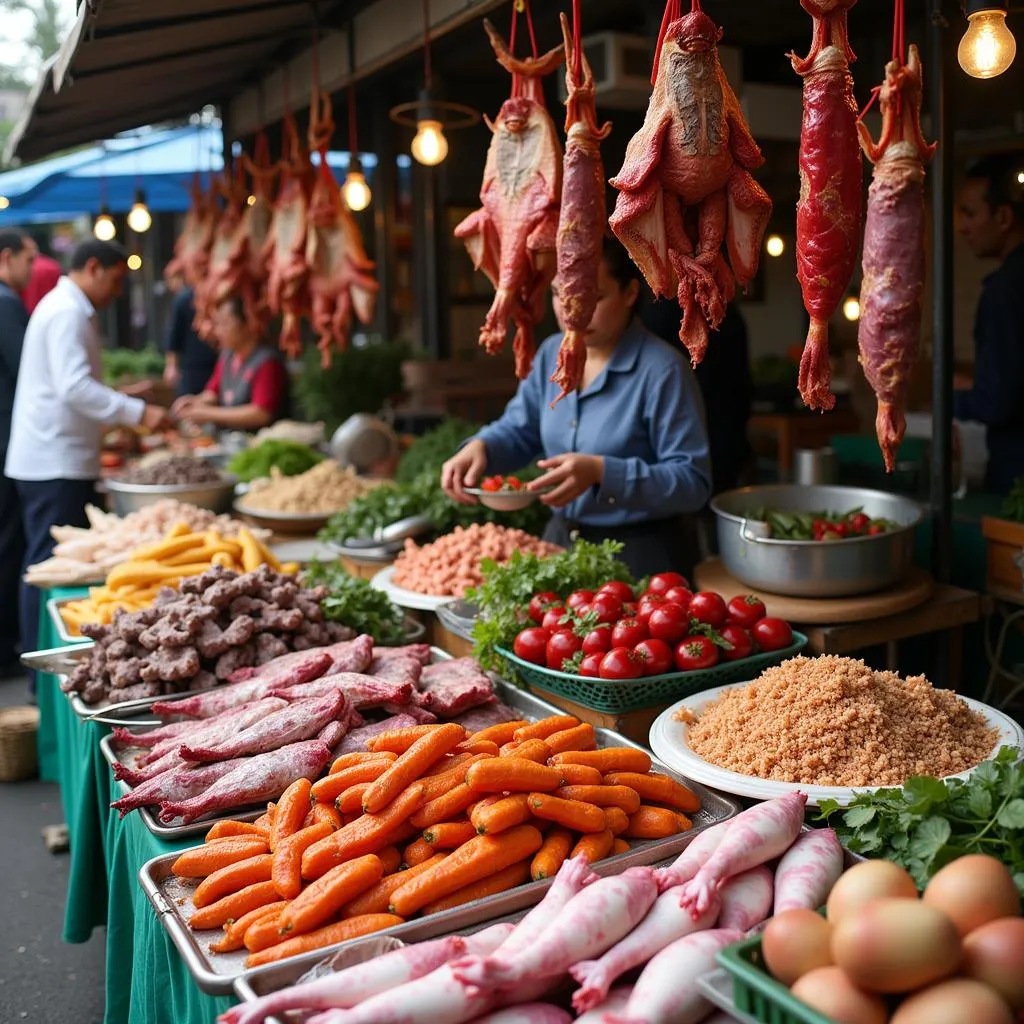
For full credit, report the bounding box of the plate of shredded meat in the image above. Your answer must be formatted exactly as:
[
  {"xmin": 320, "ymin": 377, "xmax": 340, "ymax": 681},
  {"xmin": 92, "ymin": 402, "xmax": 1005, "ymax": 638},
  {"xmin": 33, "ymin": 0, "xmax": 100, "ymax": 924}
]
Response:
[{"xmin": 648, "ymin": 655, "xmax": 1024, "ymax": 807}]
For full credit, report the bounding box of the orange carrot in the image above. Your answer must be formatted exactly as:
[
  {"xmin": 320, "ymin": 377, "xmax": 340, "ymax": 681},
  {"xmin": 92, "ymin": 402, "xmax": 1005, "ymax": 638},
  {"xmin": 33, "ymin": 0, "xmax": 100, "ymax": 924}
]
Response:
[
  {"xmin": 419, "ymin": 753, "xmax": 492, "ymax": 802},
  {"xmin": 172, "ymin": 837, "xmax": 268, "ymax": 878},
  {"xmin": 271, "ymin": 821, "xmax": 333, "ymax": 900},
  {"xmin": 342, "ymin": 854, "xmax": 447, "ymax": 917},
  {"xmin": 470, "ymin": 793, "xmax": 532, "ymax": 835},
  {"xmin": 513, "ymin": 716, "xmax": 580, "ymax": 743},
  {"xmin": 329, "ymin": 751, "xmax": 397, "ymax": 774},
  {"xmin": 279, "ymin": 854, "xmax": 384, "ymax": 936},
  {"xmin": 208, "ymin": 900, "xmax": 287, "ymax": 954},
  {"xmin": 310, "ymin": 802, "xmax": 343, "ymax": 830},
  {"xmin": 528, "ymin": 792, "xmax": 606, "ymax": 833},
  {"xmin": 367, "ymin": 724, "xmax": 466, "ymax": 755},
  {"xmin": 363, "ymin": 724, "xmax": 465, "ymax": 813},
  {"xmin": 335, "ymin": 782, "xmax": 373, "ymax": 815},
  {"xmin": 500, "ymin": 739, "xmax": 550, "ymax": 763},
  {"xmin": 204, "ymin": 820, "xmax": 267, "ymax": 843},
  {"xmin": 603, "ymin": 772, "xmax": 701, "ymax": 814},
  {"xmin": 423, "ymin": 752, "xmax": 473, "ymax": 777},
  {"xmin": 409, "ymin": 784, "xmax": 477, "ymax": 829},
  {"xmin": 188, "ymin": 880, "xmax": 281, "ymax": 930},
  {"xmin": 402, "ymin": 836, "xmax": 435, "ymax": 867},
  {"xmin": 193, "ymin": 854, "xmax": 273, "ymax": 908},
  {"xmin": 422, "ymin": 820, "xmax": 478, "ymax": 848},
  {"xmin": 302, "ymin": 783, "xmax": 425, "ymax": 881},
  {"xmin": 244, "ymin": 914, "xmax": 404, "ymax": 969},
  {"xmin": 421, "ymin": 859, "xmax": 532, "ymax": 915},
  {"xmin": 382, "ymin": 821, "xmax": 419, "ymax": 848},
  {"xmin": 378, "ymin": 845, "xmax": 402, "ymax": 875},
  {"xmin": 612, "ymin": 837, "xmax": 631, "ymax": 855},
  {"xmin": 466, "ymin": 758, "xmax": 563, "ymax": 794},
  {"xmin": 252, "ymin": 804, "xmax": 275, "ymax": 834},
  {"xmin": 549, "ymin": 748, "xmax": 652, "ymax": 774},
  {"xmin": 572, "ymin": 829, "xmax": 615, "ymax": 864},
  {"xmin": 544, "ymin": 723, "xmax": 597, "ymax": 756},
  {"xmin": 454, "ymin": 738, "xmax": 500, "ymax": 756},
  {"xmin": 300, "ymin": 808, "xmax": 315, "ymax": 830},
  {"xmin": 625, "ymin": 806, "xmax": 692, "ymax": 839},
  {"xmin": 604, "ymin": 806, "xmax": 630, "ymax": 835},
  {"xmin": 243, "ymin": 911, "xmax": 289, "ymax": 953},
  {"xmin": 554, "ymin": 785, "xmax": 642, "ymax": 814},
  {"xmin": 499, "ymin": 740, "xmax": 520, "ymax": 756},
  {"xmin": 389, "ymin": 825, "xmax": 543, "ymax": 917},
  {"xmin": 468, "ymin": 720, "xmax": 528, "ymax": 746},
  {"xmin": 269, "ymin": 778, "xmax": 313, "ymax": 851},
  {"xmin": 530, "ymin": 827, "xmax": 574, "ymax": 881},
  {"xmin": 313, "ymin": 761, "xmax": 393, "ymax": 803},
  {"xmin": 556, "ymin": 764, "xmax": 604, "ymax": 786}
]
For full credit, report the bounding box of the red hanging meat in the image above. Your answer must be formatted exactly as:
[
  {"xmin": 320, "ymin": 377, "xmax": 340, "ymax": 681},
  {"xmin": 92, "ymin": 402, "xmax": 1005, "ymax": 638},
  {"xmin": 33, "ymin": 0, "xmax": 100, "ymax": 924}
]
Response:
[
  {"xmin": 550, "ymin": 10, "xmax": 612, "ymax": 404},
  {"xmin": 790, "ymin": 0, "xmax": 863, "ymax": 412},
  {"xmin": 164, "ymin": 174, "xmax": 218, "ymax": 291},
  {"xmin": 610, "ymin": 0, "xmax": 771, "ymax": 366},
  {"xmin": 454, "ymin": 20, "xmax": 564, "ymax": 379},
  {"xmin": 857, "ymin": 44, "xmax": 936, "ymax": 471}
]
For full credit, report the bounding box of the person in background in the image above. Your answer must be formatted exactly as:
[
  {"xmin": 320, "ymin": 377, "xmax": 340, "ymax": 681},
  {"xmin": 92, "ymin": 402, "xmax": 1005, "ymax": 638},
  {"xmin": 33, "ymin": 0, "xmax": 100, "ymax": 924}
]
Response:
[
  {"xmin": 171, "ymin": 294, "xmax": 288, "ymax": 432},
  {"xmin": 954, "ymin": 150, "xmax": 1024, "ymax": 495},
  {"xmin": 163, "ymin": 273, "xmax": 218, "ymax": 398},
  {"xmin": 5, "ymin": 239, "xmax": 171, "ymax": 677},
  {"xmin": 442, "ymin": 235, "xmax": 712, "ymax": 579},
  {"xmin": 20, "ymin": 249, "xmax": 61, "ymax": 315},
  {"xmin": 0, "ymin": 230, "xmax": 37, "ymax": 670}
]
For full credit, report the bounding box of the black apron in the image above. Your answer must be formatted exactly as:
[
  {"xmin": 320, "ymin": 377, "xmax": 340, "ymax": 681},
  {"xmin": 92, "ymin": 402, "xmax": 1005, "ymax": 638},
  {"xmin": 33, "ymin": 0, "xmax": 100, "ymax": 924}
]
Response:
[{"xmin": 218, "ymin": 346, "xmax": 280, "ymax": 409}]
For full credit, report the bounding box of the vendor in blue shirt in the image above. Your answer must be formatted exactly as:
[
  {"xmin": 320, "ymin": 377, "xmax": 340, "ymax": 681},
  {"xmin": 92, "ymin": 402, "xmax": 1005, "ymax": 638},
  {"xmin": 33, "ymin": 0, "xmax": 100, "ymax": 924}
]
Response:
[{"xmin": 442, "ymin": 235, "xmax": 713, "ymax": 578}]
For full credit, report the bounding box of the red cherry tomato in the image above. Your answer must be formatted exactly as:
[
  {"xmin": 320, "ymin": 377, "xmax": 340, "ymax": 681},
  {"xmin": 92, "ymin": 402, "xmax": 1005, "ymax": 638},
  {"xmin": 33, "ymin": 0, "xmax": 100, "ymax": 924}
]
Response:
[
  {"xmin": 662, "ymin": 586, "xmax": 693, "ymax": 613},
  {"xmin": 579, "ymin": 652, "xmax": 604, "ymax": 677},
  {"xmin": 546, "ymin": 629, "xmax": 583, "ymax": 672},
  {"xmin": 542, "ymin": 606, "xmax": 569, "ymax": 632},
  {"xmin": 599, "ymin": 647, "xmax": 644, "ymax": 680},
  {"xmin": 832, "ymin": 521, "xmax": 848, "ymax": 538},
  {"xmin": 590, "ymin": 592, "xmax": 624, "ymax": 625},
  {"xmin": 566, "ymin": 589, "xmax": 595, "ymax": 613},
  {"xmin": 647, "ymin": 602, "xmax": 690, "ymax": 644},
  {"xmin": 597, "ymin": 580, "xmax": 636, "ymax": 603},
  {"xmin": 726, "ymin": 594, "xmax": 767, "ymax": 629},
  {"xmin": 850, "ymin": 513, "xmax": 870, "ymax": 533},
  {"xmin": 689, "ymin": 591, "xmax": 728, "ymax": 629},
  {"xmin": 637, "ymin": 594, "xmax": 667, "ymax": 622},
  {"xmin": 868, "ymin": 524, "xmax": 885, "ymax": 535},
  {"xmin": 674, "ymin": 636, "xmax": 719, "ymax": 672},
  {"xmin": 581, "ymin": 625, "xmax": 613, "ymax": 656},
  {"xmin": 513, "ymin": 627, "xmax": 550, "ymax": 665},
  {"xmin": 752, "ymin": 617, "xmax": 794, "ymax": 651},
  {"xmin": 529, "ymin": 592, "xmax": 562, "ymax": 625},
  {"xmin": 647, "ymin": 572, "xmax": 688, "ymax": 597},
  {"xmin": 505, "ymin": 476, "xmax": 522, "ymax": 491},
  {"xmin": 633, "ymin": 638, "xmax": 674, "ymax": 676},
  {"xmin": 720, "ymin": 625, "xmax": 753, "ymax": 662},
  {"xmin": 481, "ymin": 476, "xmax": 503, "ymax": 492},
  {"xmin": 622, "ymin": 601, "xmax": 638, "ymax": 619},
  {"xmin": 611, "ymin": 618, "xmax": 648, "ymax": 648}
]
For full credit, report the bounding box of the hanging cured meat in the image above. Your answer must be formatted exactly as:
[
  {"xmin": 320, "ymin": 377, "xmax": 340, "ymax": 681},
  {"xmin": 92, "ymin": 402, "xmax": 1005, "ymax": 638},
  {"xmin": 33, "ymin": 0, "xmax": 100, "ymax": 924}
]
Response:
[
  {"xmin": 857, "ymin": 43, "xmax": 936, "ymax": 471},
  {"xmin": 610, "ymin": 0, "xmax": 772, "ymax": 366},
  {"xmin": 550, "ymin": 7, "xmax": 612, "ymax": 403},
  {"xmin": 164, "ymin": 174, "xmax": 217, "ymax": 290},
  {"xmin": 455, "ymin": 19, "xmax": 564, "ymax": 379},
  {"xmin": 790, "ymin": 0, "xmax": 862, "ymax": 412}
]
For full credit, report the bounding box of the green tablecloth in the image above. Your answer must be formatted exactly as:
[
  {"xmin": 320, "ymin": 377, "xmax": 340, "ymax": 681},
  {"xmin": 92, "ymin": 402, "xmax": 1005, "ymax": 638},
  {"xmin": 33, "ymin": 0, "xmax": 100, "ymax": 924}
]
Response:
[{"xmin": 34, "ymin": 588, "xmax": 235, "ymax": 1024}]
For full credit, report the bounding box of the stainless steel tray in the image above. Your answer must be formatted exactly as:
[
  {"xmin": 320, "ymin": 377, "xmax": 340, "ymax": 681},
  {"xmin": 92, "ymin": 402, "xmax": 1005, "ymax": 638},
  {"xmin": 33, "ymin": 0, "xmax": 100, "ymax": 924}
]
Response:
[
  {"xmin": 47, "ymin": 596, "xmax": 95, "ymax": 645},
  {"xmin": 21, "ymin": 643, "xmax": 93, "ymax": 676},
  {"xmin": 138, "ymin": 668, "xmax": 740, "ymax": 993}
]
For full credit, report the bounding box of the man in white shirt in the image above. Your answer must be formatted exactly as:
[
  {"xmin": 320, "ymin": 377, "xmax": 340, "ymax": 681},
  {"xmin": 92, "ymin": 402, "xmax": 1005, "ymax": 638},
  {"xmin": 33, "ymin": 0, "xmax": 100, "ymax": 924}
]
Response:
[{"xmin": 6, "ymin": 238, "xmax": 171, "ymax": 671}]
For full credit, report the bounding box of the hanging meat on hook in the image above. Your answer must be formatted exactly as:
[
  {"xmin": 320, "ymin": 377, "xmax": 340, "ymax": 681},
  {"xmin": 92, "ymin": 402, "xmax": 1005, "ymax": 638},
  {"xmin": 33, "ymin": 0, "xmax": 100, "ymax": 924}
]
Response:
[
  {"xmin": 858, "ymin": 43, "xmax": 937, "ymax": 471},
  {"xmin": 164, "ymin": 173, "xmax": 218, "ymax": 290},
  {"xmin": 454, "ymin": 17, "xmax": 564, "ymax": 379},
  {"xmin": 550, "ymin": 7, "xmax": 612, "ymax": 404},
  {"xmin": 790, "ymin": 0, "xmax": 862, "ymax": 412},
  {"xmin": 609, "ymin": 0, "xmax": 772, "ymax": 366}
]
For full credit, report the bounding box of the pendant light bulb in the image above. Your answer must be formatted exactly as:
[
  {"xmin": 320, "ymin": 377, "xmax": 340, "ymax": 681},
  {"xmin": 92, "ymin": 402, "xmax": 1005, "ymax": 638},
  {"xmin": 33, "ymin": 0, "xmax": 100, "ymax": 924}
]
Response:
[
  {"xmin": 342, "ymin": 170, "xmax": 372, "ymax": 211},
  {"xmin": 94, "ymin": 205, "xmax": 116, "ymax": 241},
  {"xmin": 0, "ymin": 196, "xmax": 9, "ymax": 210},
  {"xmin": 843, "ymin": 296, "xmax": 861, "ymax": 322},
  {"xmin": 126, "ymin": 187, "xmax": 151, "ymax": 233},
  {"xmin": 958, "ymin": 5, "xmax": 1016, "ymax": 78},
  {"xmin": 765, "ymin": 234, "xmax": 785, "ymax": 258},
  {"xmin": 411, "ymin": 119, "xmax": 448, "ymax": 166}
]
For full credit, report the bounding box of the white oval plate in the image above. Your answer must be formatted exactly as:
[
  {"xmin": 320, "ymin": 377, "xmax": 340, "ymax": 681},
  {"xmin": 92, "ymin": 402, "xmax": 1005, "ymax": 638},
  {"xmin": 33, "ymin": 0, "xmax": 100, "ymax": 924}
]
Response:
[
  {"xmin": 370, "ymin": 565, "xmax": 455, "ymax": 612},
  {"xmin": 649, "ymin": 682, "xmax": 1024, "ymax": 808}
]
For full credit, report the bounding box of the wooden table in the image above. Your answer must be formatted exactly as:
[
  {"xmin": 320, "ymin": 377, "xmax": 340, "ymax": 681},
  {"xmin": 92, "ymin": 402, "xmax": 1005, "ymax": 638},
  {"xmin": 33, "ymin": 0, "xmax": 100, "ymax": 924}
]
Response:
[{"xmin": 749, "ymin": 408, "xmax": 860, "ymax": 478}]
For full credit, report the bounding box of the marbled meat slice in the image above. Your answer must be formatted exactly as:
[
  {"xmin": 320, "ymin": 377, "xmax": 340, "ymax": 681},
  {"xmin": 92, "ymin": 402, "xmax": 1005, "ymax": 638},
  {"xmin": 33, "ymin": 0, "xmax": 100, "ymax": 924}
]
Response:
[
  {"xmin": 335, "ymin": 714, "xmax": 421, "ymax": 755},
  {"xmin": 452, "ymin": 700, "xmax": 521, "ymax": 734},
  {"xmin": 110, "ymin": 758, "xmax": 248, "ymax": 816},
  {"xmin": 419, "ymin": 658, "xmax": 494, "ymax": 717},
  {"xmin": 270, "ymin": 673, "xmax": 413, "ymax": 710}
]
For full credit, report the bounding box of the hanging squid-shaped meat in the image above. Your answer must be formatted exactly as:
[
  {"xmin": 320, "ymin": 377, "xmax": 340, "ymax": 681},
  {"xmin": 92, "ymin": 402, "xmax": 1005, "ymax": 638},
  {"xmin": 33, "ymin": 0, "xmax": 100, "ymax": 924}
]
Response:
[
  {"xmin": 857, "ymin": 43, "xmax": 936, "ymax": 471},
  {"xmin": 550, "ymin": 10, "xmax": 612, "ymax": 404},
  {"xmin": 791, "ymin": 0, "xmax": 863, "ymax": 412},
  {"xmin": 165, "ymin": 173, "xmax": 218, "ymax": 290},
  {"xmin": 455, "ymin": 20, "xmax": 564, "ymax": 379}
]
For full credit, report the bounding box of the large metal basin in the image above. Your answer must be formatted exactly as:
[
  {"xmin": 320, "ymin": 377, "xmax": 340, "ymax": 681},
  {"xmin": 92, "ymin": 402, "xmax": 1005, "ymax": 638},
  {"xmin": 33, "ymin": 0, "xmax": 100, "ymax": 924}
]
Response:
[
  {"xmin": 104, "ymin": 477, "xmax": 237, "ymax": 516},
  {"xmin": 710, "ymin": 484, "xmax": 924, "ymax": 597}
]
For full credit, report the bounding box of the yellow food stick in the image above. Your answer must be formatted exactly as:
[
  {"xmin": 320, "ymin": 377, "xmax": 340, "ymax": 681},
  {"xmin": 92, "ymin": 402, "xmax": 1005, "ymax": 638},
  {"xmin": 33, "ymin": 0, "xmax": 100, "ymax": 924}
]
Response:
[
  {"xmin": 211, "ymin": 551, "xmax": 234, "ymax": 569},
  {"xmin": 238, "ymin": 528, "xmax": 263, "ymax": 572},
  {"xmin": 132, "ymin": 533, "xmax": 204, "ymax": 562},
  {"xmin": 106, "ymin": 559, "xmax": 190, "ymax": 590},
  {"xmin": 166, "ymin": 522, "xmax": 191, "ymax": 539},
  {"xmin": 258, "ymin": 538, "xmax": 282, "ymax": 571},
  {"xmin": 280, "ymin": 561, "xmax": 300, "ymax": 575}
]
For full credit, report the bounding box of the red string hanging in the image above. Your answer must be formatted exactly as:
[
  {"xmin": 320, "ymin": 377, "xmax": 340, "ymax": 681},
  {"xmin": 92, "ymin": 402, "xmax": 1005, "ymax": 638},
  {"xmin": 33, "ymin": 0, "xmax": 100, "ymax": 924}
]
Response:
[
  {"xmin": 857, "ymin": 84, "xmax": 882, "ymax": 122},
  {"xmin": 652, "ymin": 0, "xmax": 682, "ymax": 86},
  {"xmin": 509, "ymin": 1, "xmax": 538, "ymax": 60},
  {"xmin": 572, "ymin": 0, "xmax": 582, "ymax": 83},
  {"xmin": 859, "ymin": 0, "xmax": 905, "ymax": 123}
]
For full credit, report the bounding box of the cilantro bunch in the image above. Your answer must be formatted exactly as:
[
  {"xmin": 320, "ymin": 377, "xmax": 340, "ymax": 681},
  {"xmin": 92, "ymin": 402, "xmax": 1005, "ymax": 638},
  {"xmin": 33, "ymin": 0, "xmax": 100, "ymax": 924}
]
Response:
[
  {"xmin": 302, "ymin": 561, "xmax": 408, "ymax": 644},
  {"xmin": 817, "ymin": 746, "xmax": 1024, "ymax": 897}
]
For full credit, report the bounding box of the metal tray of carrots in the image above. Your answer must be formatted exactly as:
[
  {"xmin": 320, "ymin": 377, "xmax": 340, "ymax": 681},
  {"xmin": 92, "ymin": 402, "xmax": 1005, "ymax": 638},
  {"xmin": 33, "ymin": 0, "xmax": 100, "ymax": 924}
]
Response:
[{"xmin": 137, "ymin": 676, "xmax": 740, "ymax": 994}]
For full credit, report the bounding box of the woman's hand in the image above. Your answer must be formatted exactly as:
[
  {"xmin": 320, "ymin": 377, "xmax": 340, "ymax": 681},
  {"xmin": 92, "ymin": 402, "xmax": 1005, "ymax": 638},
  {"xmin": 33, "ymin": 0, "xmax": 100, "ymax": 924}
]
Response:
[
  {"xmin": 179, "ymin": 403, "xmax": 214, "ymax": 426},
  {"xmin": 530, "ymin": 453, "xmax": 604, "ymax": 507},
  {"xmin": 170, "ymin": 394, "xmax": 196, "ymax": 417},
  {"xmin": 441, "ymin": 440, "xmax": 487, "ymax": 505}
]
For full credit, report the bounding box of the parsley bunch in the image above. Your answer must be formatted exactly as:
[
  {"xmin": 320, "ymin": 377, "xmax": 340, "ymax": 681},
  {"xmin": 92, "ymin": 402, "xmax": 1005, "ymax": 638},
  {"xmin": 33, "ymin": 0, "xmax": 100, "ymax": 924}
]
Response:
[
  {"xmin": 302, "ymin": 562, "xmax": 408, "ymax": 644},
  {"xmin": 817, "ymin": 746, "xmax": 1024, "ymax": 896}
]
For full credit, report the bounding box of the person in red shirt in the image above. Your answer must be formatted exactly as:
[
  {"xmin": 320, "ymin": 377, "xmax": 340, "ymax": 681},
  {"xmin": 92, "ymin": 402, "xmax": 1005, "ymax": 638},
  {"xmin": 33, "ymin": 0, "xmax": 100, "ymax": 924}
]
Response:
[
  {"xmin": 21, "ymin": 252, "xmax": 62, "ymax": 314},
  {"xmin": 171, "ymin": 295, "xmax": 288, "ymax": 431}
]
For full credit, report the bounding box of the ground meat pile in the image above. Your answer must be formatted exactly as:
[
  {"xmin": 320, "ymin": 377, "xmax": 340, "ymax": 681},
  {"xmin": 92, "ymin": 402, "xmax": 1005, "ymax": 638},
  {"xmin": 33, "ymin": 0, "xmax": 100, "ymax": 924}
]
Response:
[
  {"xmin": 681, "ymin": 655, "xmax": 998, "ymax": 787},
  {"xmin": 63, "ymin": 565, "xmax": 354, "ymax": 706},
  {"xmin": 119, "ymin": 456, "xmax": 225, "ymax": 486}
]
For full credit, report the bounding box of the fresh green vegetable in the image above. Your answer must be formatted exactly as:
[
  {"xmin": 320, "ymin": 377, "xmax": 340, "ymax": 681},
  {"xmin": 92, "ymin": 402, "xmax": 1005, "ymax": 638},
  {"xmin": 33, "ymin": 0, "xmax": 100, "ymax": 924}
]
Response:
[
  {"xmin": 396, "ymin": 419, "xmax": 480, "ymax": 484},
  {"xmin": 227, "ymin": 440, "xmax": 324, "ymax": 482},
  {"xmin": 749, "ymin": 505, "xmax": 896, "ymax": 541},
  {"xmin": 1001, "ymin": 479, "xmax": 1024, "ymax": 523},
  {"xmin": 467, "ymin": 540, "xmax": 635, "ymax": 672},
  {"xmin": 301, "ymin": 561, "xmax": 408, "ymax": 643},
  {"xmin": 817, "ymin": 746, "xmax": 1024, "ymax": 897},
  {"xmin": 102, "ymin": 345, "xmax": 165, "ymax": 384}
]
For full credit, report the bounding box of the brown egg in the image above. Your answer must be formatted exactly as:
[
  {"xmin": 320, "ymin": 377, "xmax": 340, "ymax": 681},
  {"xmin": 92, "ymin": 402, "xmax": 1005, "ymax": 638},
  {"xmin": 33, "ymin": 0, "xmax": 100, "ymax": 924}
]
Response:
[
  {"xmin": 790, "ymin": 966, "xmax": 888, "ymax": 1024},
  {"xmin": 923, "ymin": 855, "xmax": 1021, "ymax": 938},
  {"xmin": 762, "ymin": 909, "xmax": 834, "ymax": 986},
  {"xmin": 889, "ymin": 978, "xmax": 1014, "ymax": 1024},
  {"xmin": 962, "ymin": 916, "xmax": 1024, "ymax": 1010},
  {"xmin": 825, "ymin": 860, "xmax": 918, "ymax": 926}
]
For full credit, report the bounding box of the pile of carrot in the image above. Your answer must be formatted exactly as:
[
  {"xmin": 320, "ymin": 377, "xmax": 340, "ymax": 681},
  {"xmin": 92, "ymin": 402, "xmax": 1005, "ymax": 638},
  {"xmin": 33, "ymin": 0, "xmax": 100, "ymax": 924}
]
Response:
[{"xmin": 169, "ymin": 714, "xmax": 700, "ymax": 968}]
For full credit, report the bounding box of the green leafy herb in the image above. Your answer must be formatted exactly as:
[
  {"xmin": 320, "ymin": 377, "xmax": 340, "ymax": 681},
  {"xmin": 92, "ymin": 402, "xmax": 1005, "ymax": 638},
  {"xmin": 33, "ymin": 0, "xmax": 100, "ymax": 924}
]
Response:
[
  {"xmin": 396, "ymin": 419, "xmax": 481, "ymax": 484},
  {"xmin": 102, "ymin": 345, "xmax": 165, "ymax": 384},
  {"xmin": 301, "ymin": 561, "xmax": 408, "ymax": 643},
  {"xmin": 816, "ymin": 746, "xmax": 1024, "ymax": 895},
  {"xmin": 227, "ymin": 440, "xmax": 324, "ymax": 482},
  {"xmin": 1002, "ymin": 478, "xmax": 1024, "ymax": 522}
]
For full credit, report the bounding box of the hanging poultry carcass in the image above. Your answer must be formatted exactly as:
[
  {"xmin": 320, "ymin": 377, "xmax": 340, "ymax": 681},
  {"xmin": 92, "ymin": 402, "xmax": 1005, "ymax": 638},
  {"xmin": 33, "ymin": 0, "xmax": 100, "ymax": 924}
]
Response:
[
  {"xmin": 454, "ymin": 20, "xmax": 565, "ymax": 379},
  {"xmin": 609, "ymin": 0, "xmax": 772, "ymax": 366},
  {"xmin": 550, "ymin": 10, "xmax": 612, "ymax": 403},
  {"xmin": 857, "ymin": 44, "xmax": 936, "ymax": 471},
  {"xmin": 163, "ymin": 173, "xmax": 218, "ymax": 290}
]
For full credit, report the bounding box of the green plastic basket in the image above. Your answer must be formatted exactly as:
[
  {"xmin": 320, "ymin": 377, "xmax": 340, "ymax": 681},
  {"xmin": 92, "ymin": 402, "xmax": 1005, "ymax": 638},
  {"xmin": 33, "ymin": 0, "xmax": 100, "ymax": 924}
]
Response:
[
  {"xmin": 495, "ymin": 632, "xmax": 807, "ymax": 714},
  {"xmin": 718, "ymin": 929, "xmax": 837, "ymax": 1024}
]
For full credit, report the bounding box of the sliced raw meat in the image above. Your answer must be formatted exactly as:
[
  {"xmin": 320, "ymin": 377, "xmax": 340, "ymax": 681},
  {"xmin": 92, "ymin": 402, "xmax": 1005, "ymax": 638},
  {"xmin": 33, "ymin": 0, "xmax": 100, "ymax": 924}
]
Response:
[
  {"xmin": 372, "ymin": 644, "xmax": 432, "ymax": 666},
  {"xmin": 110, "ymin": 758, "xmax": 247, "ymax": 816},
  {"xmin": 453, "ymin": 701, "xmax": 520, "ymax": 734},
  {"xmin": 336, "ymin": 715, "xmax": 422, "ymax": 755},
  {"xmin": 419, "ymin": 658, "xmax": 494, "ymax": 717},
  {"xmin": 383, "ymin": 703, "xmax": 437, "ymax": 724},
  {"xmin": 369, "ymin": 655, "xmax": 423, "ymax": 687},
  {"xmin": 271, "ymin": 673, "xmax": 413, "ymax": 710}
]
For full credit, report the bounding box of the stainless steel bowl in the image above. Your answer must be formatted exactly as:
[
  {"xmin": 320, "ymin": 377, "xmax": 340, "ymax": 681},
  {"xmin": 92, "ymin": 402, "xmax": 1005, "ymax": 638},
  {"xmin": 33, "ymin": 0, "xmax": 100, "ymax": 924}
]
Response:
[
  {"xmin": 104, "ymin": 476, "xmax": 237, "ymax": 516},
  {"xmin": 710, "ymin": 484, "xmax": 924, "ymax": 597}
]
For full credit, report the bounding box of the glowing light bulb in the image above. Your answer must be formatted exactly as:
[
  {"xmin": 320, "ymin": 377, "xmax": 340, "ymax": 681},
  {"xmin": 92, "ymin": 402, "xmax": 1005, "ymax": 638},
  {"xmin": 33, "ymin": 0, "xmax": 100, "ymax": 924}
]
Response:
[
  {"xmin": 843, "ymin": 296, "xmax": 861, "ymax": 321},
  {"xmin": 342, "ymin": 171, "xmax": 372, "ymax": 211},
  {"xmin": 127, "ymin": 254, "xmax": 143, "ymax": 271},
  {"xmin": 0, "ymin": 196, "xmax": 9, "ymax": 210},
  {"xmin": 127, "ymin": 202, "xmax": 152, "ymax": 233},
  {"xmin": 765, "ymin": 234, "xmax": 785, "ymax": 258},
  {"xmin": 411, "ymin": 120, "xmax": 448, "ymax": 166},
  {"xmin": 958, "ymin": 8, "xmax": 1017, "ymax": 79},
  {"xmin": 93, "ymin": 213, "xmax": 116, "ymax": 241},
  {"xmin": 247, "ymin": 194, "xmax": 256, "ymax": 206},
  {"xmin": 1017, "ymin": 170, "xmax": 1024, "ymax": 185}
]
